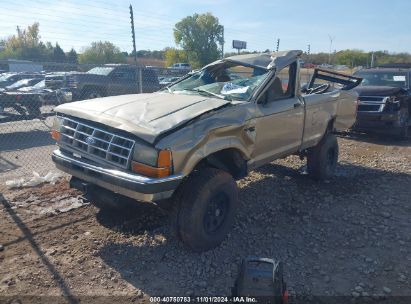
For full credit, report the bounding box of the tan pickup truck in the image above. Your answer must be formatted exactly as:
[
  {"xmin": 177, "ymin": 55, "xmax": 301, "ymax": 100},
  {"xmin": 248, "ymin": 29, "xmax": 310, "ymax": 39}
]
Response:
[{"xmin": 51, "ymin": 50, "xmax": 361, "ymax": 252}]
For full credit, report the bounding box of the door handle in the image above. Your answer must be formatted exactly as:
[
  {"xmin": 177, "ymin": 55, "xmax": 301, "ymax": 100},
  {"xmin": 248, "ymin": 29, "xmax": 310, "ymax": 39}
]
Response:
[
  {"xmin": 294, "ymin": 102, "xmax": 302, "ymax": 108},
  {"xmin": 244, "ymin": 126, "xmax": 255, "ymax": 132}
]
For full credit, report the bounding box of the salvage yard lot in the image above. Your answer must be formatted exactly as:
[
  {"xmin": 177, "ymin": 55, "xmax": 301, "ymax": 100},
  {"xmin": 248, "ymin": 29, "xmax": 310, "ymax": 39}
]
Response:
[{"xmin": 1, "ymin": 135, "xmax": 410, "ymax": 302}]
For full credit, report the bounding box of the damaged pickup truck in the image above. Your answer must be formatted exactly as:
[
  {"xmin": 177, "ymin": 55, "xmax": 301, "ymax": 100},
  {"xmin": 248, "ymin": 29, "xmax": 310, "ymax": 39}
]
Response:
[{"xmin": 51, "ymin": 50, "xmax": 361, "ymax": 252}]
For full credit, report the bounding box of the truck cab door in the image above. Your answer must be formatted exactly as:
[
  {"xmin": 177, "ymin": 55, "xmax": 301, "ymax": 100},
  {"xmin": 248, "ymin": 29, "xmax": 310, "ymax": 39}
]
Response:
[
  {"xmin": 253, "ymin": 63, "xmax": 304, "ymax": 167},
  {"xmin": 108, "ymin": 69, "xmax": 138, "ymax": 96}
]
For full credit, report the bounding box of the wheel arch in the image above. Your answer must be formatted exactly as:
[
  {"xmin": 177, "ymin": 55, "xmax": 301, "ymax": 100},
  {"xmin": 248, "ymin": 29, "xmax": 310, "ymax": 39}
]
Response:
[{"xmin": 187, "ymin": 147, "xmax": 249, "ymax": 180}]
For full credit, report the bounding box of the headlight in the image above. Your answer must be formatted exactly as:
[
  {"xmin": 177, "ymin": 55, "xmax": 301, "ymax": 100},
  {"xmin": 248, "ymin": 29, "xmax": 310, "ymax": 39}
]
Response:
[
  {"xmin": 386, "ymin": 96, "xmax": 401, "ymax": 111},
  {"xmin": 388, "ymin": 96, "xmax": 400, "ymax": 104},
  {"xmin": 51, "ymin": 115, "xmax": 63, "ymax": 141},
  {"xmin": 132, "ymin": 142, "xmax": 158, "ymax": 166},
  {"xmin": 132, "ymin": 143, "xmax": 173, "ymax": 178}
]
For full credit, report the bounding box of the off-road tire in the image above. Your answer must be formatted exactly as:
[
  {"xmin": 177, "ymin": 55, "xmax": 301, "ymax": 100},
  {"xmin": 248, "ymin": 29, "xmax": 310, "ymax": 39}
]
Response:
[
  {"xmin": 82, "ymin": 88, "xmax": 104, "ymax": 100},
  {"xmin": 171, "ymin": 167, "xmax": 238, "ymax": 252},
  {"xmin": 307, "ymin": 133, "xmax": 339, "ymax": 180}
]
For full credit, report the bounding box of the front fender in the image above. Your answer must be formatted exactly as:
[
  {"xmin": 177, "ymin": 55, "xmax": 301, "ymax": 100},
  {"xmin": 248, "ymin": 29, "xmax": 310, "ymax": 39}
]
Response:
[{"xmin": 156, "ymin": 103, "xmax": 256, "ymax": 176}]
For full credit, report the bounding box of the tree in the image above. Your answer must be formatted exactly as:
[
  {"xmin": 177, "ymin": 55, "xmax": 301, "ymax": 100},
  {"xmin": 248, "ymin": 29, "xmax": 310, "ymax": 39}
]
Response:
[
  {"xmin": 78, "ymin": 41, "xmax": 126, "ymax": 64},
  {"xmin": 67, "ymin": 48, "xmax": 78, "ymax": 63},
  {"xmin": 0, "ymin": 22, "xmax": 44, "ymax": 60},
  {"xmin": 173, "ymin": 13, "xmax": 224, "ymax": 68},
  {"xmin": 53, "ymin": 43, "xmax": 66, "ymax": 62},
  {"xmin": 164, "ymin": 47, "xmax": 188, "ymax": 67}
]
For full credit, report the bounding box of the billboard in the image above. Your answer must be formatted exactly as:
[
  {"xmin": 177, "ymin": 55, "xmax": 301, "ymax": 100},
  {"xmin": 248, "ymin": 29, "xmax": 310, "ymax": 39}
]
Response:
[{"xmin": 232, "ymin": 40, "xmax": 247, "ymax": 50}]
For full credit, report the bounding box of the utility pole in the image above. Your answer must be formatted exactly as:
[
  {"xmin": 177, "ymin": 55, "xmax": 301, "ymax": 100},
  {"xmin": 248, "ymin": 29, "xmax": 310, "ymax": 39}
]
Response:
[
  {"xmin": 306, "ymin": 44, "xmax": 311, "ymax": 82},
  {"xmin": 276, "ymin": 38, "xmax": 280, "ymax": 52},
  {"xmin": 129, "ymin": 4, "xmax": 137, "ymax": 63},
  {"xmin": 221, "ymin": 26, "xmax": 224, "ymax": 59},
  {"xmin": 371, "ymin": 52, "xmax": 375, "ymax": 67},
  {"xmin": 328, "ymin": 34, "xmax": 334, "ymax": 64}
]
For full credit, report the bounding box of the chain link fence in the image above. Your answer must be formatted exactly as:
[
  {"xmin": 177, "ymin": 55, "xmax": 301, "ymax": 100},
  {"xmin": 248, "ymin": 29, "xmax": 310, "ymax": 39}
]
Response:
[{"xmin": 0, "ymin": 62, "xmax": 189, "ymax": 186}]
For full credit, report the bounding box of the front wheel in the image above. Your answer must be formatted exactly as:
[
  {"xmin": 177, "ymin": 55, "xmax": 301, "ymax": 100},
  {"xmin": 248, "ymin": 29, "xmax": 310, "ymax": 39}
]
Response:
[
  {"xmin": 307, "ymin": 133, "xmax": 339, "ymax": 180},
  {"xmin": 171, "ymin": 167, "xmax": 238, "ymax": 252}
]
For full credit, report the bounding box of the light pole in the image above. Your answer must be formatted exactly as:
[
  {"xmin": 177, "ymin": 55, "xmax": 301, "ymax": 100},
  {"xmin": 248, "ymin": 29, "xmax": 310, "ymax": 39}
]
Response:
[{"xmin": 328, "ymin": 34, "xmax": 334, "ymax": 64}]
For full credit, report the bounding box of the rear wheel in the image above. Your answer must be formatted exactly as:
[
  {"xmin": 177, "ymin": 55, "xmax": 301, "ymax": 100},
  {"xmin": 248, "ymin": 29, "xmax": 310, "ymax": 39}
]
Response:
[
  {"xmin": 307, "ymin": 133, "xmax": 339, "ymax": 180},
  {"xmin": 171, "ymin": 167, "xmax": 238, "ymax": 252}
]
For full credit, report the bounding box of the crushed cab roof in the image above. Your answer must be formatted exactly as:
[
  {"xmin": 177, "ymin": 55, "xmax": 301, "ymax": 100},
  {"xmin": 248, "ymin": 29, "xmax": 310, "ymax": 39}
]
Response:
[{"xmin": 223, "ymin": 50, "xmax": 302, "ymax": 70}]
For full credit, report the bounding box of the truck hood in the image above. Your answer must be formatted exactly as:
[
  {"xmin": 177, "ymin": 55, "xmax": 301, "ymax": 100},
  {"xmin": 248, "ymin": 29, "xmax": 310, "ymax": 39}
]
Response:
[
  {"xmin": 54, "ymin": 92, "xmax": 231, "ymax": 144},
  {"xmin": 354, "ymin": 86, "xmax": 407, "ymax": 97}
]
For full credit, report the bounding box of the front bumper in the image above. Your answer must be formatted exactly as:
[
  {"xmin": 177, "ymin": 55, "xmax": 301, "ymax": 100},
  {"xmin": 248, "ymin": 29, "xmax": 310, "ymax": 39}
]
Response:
[
  {"xmin": 52, "ymin": 149, "xmax": 184, "ymax": 202},
  {"xmin": 353, "ymin": 111, "xmax": 402, "ymax": 132}
]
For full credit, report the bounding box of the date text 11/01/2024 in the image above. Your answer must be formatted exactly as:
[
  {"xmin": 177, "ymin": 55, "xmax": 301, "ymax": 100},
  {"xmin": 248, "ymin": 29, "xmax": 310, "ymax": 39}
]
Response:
[{"xmin": 149, "ymin": 296, "xmax": 257, "ymax": 303}]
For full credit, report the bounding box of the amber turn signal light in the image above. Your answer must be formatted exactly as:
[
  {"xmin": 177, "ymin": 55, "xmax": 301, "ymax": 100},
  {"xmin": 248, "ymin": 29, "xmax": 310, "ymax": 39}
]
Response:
[
  {"xmin": 51, "ymin": 130, "xmax": 60, "ymax": 141},
  {"xmin": 131, "ymin": 161, "xmax": 170, "ymax": 178},
  {"xmin": 157, "ymin": 150, "xmax": 172, "ymax": 168}
]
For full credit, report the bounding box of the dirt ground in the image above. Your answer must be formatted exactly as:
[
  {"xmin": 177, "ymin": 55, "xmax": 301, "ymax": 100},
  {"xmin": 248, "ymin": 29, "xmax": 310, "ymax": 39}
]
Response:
[{"xmin": 0, "ymin": 133, "xmax": 410, "ymax": 303}]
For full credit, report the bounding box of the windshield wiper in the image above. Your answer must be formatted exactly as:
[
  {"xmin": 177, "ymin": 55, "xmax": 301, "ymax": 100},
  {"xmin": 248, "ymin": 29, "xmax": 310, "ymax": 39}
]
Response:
[{"xmin": 191, "ymin": 88, "xmax": 232, "ymax": 101}]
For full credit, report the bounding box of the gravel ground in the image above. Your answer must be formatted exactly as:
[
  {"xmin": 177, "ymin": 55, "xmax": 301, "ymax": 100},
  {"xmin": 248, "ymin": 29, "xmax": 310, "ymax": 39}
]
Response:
[{"xmin": 0, "ymin": 134, "xmax": 410, "ymax": 303}]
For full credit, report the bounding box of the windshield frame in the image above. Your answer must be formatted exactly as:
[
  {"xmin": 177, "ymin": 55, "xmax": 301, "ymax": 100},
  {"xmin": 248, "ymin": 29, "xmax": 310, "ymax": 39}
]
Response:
[{"xmin": 165, "ymin": 60, "xmax": 272, "ymax": 102}]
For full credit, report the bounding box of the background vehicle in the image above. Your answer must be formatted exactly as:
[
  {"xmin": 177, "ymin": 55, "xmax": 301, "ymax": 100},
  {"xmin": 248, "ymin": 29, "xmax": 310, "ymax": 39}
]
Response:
[
  {"xmin": 51, "ymin": 50, "xmax": 360, "ymax": 252},
  {"xmin": 159, "ymin": 76, "xmax": 181, "ymax": 88},
  {"xmin": 0, "ymin": 79, "xmax": 49, "ymax": 116},
  {"xmin": 170, "ymin": 62, "xmax": 191, "ymax": 70},
  {"xmin": 0, "ymin": 77, "xmax": 44, "ymax": 93},
  {"xmin": 353, "ymin": 64, "xmax": 411, "ymax": 139},
  {"xmin": 0, "ymin": 72, "xmax": 44, "ymax": 88},
  {"xmin": 44, "ymin": 64, "xmax": 160, "ymax": 101}
]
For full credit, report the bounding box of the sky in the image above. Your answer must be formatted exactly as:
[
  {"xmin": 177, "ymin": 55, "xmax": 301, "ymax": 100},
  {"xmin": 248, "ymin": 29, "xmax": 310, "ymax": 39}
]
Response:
[{"xmin": 1, "ymin": 0, "xmax": 410, "ymax": 54}]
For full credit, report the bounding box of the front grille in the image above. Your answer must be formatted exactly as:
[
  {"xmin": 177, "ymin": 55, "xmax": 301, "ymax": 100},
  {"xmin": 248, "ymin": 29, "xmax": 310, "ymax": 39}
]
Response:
[
  {"xmin": 359, "ymin": 96, "xmax": 386, "ymax": 102},
  {"xmin": 59, "ymin": 116, "xmax": 135, "ymax": 169},
  {"xmin": 358, "ymin": 104, "xmax": 382, "ymax": 112},
  {"xmin": 357, "ymin": 96, "xmax": 388, "ymax": 112}
]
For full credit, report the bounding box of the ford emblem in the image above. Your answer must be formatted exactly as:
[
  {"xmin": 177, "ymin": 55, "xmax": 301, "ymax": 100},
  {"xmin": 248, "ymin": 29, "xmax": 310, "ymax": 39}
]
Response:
[{"xmin": 85, "ymin": 136, "xmax": 96, "ymax": 145}]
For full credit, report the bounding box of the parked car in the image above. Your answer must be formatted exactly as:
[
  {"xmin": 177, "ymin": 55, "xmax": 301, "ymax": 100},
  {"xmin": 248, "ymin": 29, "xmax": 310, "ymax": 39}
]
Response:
[
  {"xmin": 51, "ymin": 50, "xmax": 360, "ymax": 252},
  {"xmin": 44, "ymin": 65, "xmax": 160, "ymax": 101},
  {"xmin": 0, "ymin": 72, "xmax": 44, "ymax": 88},
  {"xmin": 159, "ymin": 76, "xmax": 181, "ymax": 88},
  {"xmin": 1, "ymin": 77, "xmax": 44, "ymax": 92},
  {"xmin": 170, "ymin": 62, "xmax": 191, "ymax": 70},
  {"xmin": 0, "ymin": 79, "xmax": 48, "ymax": 116},
  {"xmin": 353, "ymin": 64, "xmax": 411, "ymax": 139},
  {"xmin": 303, "ymin": 63, "xmax": 316, "ymax": 69}
]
